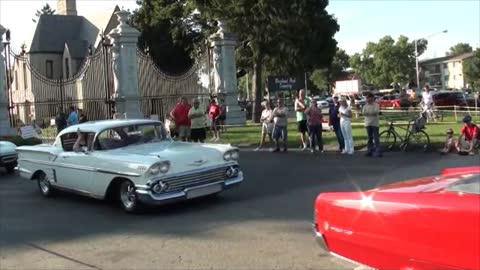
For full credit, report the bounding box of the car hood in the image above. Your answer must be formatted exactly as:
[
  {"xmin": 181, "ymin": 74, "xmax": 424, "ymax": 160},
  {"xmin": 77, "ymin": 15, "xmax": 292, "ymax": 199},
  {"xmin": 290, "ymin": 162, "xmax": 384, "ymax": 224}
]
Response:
[
  {"xmin": 372, "ymin": 172, "xmax": 480, "ymax": 193},
  {"xmin": 107, "ymin": 141, "xmax": 235, "ymax": 165},
  {"xmin": 0, "ymin": 141, "xmax": 17, "ymax": 155}
]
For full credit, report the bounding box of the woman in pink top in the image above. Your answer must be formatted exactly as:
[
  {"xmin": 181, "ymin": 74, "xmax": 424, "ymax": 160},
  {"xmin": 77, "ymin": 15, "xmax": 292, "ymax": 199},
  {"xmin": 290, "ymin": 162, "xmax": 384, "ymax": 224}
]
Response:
[{"xmin": 305, "ymin": 99, "xmax": 323, "ymax": 153}]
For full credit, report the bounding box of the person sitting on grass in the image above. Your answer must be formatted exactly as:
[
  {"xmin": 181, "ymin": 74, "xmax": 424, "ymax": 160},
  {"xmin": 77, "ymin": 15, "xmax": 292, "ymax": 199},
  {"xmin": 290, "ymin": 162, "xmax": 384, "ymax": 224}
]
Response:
[
  {"xmin": 440, "ymin": 128, "xmax": 457, "ymax": 155},
  {"xmin": 455, "ymin": 115, "xmax": 479, "ymax": 155}
]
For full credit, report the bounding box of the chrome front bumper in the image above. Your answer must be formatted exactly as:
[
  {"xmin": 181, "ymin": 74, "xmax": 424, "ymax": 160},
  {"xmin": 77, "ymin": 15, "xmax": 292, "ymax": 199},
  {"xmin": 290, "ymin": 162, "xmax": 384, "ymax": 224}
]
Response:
[
  {"xmin": 313, "ymin": 223, "xmax": 329, "ymax": 252},
  {"xmin": 135, "ymin": 173, "xmax": 244, "ymax": 206}
]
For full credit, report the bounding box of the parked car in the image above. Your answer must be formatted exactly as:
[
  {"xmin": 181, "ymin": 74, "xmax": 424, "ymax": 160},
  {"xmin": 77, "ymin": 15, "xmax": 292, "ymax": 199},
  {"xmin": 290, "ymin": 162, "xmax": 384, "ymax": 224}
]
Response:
[
  {"xmin": 0, "ymin": 141, "xmax": 17, "ymax": 174},
  {"xmin": 432, "ymin": 91, "xmax": 475, "ymax": 109},
  {"xmin": 312, "ymin": 96, "xmax": 329, "ymax": 109},
  {"xmin": 313, "ymin": 166, "xmax": 480, "ymax": 270},
  {"xmin": 15, "ymin": 119, "xmax": 244, "ymax": 213},
  {"xmin": 377, "ymin": 94, "xmax": 401, "ymax": 109}
]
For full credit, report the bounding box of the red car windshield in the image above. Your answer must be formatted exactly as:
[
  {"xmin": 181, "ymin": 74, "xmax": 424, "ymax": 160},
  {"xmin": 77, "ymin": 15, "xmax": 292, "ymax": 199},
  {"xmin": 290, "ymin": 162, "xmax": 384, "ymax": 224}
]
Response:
[
  {"xmin": 373, "ymin": 173, "xmax": 480, "ymax": 193},
  {"xmin": 445, "ymin": 174, "xmax": 480, "ymax": 195}
]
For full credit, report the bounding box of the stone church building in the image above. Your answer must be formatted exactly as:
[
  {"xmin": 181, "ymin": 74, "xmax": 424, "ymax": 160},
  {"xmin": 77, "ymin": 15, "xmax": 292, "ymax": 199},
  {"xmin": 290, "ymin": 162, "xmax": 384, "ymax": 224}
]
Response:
[{"xmin": 10, "ymin": 0, "xmax": 120, "ymax": 124}]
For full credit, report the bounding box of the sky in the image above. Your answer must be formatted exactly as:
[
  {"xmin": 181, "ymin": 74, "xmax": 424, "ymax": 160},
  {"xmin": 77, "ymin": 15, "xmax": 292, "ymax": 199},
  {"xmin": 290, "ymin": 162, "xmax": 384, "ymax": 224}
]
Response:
[{"xmin": 0, "ymin": 0, "xmax": 479, "ymax": 60}]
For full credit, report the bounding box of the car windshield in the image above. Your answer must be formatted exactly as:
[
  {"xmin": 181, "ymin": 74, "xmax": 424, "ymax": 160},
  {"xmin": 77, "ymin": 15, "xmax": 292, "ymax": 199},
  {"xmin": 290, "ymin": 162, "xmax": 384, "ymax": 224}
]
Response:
[
  {"xmin": 96, "ymin": 123, "xmax": 169, "ymax": 150},
  {"xmin": 445, "ymin": 174, "xmax": 480, "ymax": 195}
]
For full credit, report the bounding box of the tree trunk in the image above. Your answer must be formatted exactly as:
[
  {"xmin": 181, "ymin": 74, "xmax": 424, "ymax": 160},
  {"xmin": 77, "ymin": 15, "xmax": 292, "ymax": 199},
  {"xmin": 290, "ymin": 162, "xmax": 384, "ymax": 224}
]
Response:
[{"xmin": 252, "ymin": 59, "xmax": 263, "ymax": 123}]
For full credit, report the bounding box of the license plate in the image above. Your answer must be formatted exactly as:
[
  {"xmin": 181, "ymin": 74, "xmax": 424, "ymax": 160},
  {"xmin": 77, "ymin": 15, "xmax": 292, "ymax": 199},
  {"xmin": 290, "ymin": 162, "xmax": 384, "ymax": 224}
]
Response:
[{"xmin": 186, "ymin": 184, "xmax": 222, "ymax": 199}]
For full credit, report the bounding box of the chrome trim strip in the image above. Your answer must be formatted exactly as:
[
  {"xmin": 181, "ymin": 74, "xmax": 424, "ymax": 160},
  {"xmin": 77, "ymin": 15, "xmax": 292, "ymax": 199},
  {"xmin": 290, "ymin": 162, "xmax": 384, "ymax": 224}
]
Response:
[
  {"xmin": 136, "ymin": 189, "xmax": 186, "ymax": 200},
  {"xmin": 16, "ymin": 167, "xmax": 33, "ymax": 175},
  {"xmin": 135, "ymin": 185, "xmax": 149, "ymax": 190},
  {"xmin": 312, "ymin": 224, "xmax": 329, "ymax": 252},
  {"xmin": 18, "ymin": 159, "xmax": 141, "ymax": 177},
  {"xmin": 329, "ymin": 252, "xmax": 377, "ymax": 270},
  {"xmin": 19, "ymin": 159, "xmax": 96, "ymax": 171},
  {"xmin": 16, "ymin": 148, "xmax": 53, "ymax": 154},
  {"xmin": 95, "ymin": 169, "xmax": 141, "ymax": 177}
]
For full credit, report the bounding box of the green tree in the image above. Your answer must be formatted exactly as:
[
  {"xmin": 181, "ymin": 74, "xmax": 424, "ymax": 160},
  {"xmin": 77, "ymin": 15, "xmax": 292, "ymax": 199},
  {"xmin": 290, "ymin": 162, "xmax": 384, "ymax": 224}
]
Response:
[
  {"xmin": 197, "ymin": 0, "xmax": 339, "ymax": 121},
  {"xmin": 463, "ymin": 48, "xmax": 480, "ymax": 91},
  {"xmin": 349, "ymin": 35, "xmax": 427, "ymax": 88},
  {"xmin": 310, "ymin": 48, "xmax": 350, "ymax": 93},
  {"xmin": 132, "ymin": 0, "xmax": 208, "ymax": 73},
  {"xmin": 32, "ymin": 3, "xmax": 55, "ymax": 23},
  {"xmin": 134, "ymin": 0, "xmax": 339, "ymax": 121},
  {"xmin": 446, "ymin": 43, "xmax": 473, "ymax": 57}
]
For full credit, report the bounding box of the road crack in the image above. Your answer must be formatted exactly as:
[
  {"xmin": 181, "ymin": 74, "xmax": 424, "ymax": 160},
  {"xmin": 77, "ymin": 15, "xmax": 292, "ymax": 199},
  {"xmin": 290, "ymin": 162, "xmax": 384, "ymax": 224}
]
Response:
[{"xmin": 24, "ymin": 242, "xmax": 104, "ymax": 270}]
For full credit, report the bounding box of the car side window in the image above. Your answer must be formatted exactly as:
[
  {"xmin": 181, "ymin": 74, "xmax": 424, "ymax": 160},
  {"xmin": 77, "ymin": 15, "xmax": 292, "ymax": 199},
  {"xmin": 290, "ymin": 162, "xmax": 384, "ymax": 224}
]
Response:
[
  {"xmin": 61, "ymin": 133, "xmax": 78, "ymax": 152},
  {"xmin": 96, "ymin": 129, "xmax": 126, "ymax": 150},
  {"xmin": 446, "ymin": 175, "xmax": 480, "ymax": 195}
]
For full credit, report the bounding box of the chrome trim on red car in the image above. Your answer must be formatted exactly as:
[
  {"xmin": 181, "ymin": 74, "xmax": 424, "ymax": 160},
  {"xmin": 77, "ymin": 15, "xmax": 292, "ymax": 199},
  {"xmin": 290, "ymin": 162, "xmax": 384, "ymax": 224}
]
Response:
[{"xmin": 312, "ymin": 224, "xmax": 329, "ymax": 252}]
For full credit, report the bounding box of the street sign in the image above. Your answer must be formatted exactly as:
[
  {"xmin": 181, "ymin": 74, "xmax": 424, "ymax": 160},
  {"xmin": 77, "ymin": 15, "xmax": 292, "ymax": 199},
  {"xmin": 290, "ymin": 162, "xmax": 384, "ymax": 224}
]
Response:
[{"xmin": 267, "ymin": 76, "xmax": 305, "ymax": 93}]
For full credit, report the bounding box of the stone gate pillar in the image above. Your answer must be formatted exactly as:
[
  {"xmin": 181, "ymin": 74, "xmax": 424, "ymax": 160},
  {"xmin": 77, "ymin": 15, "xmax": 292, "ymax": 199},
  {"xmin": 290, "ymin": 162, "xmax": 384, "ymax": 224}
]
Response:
[
  {"xmin": 210, "ymin": 20, "xmax": 246, "ymax": 126},
  {"xmin": 108, "ymin": 10, "xmax": 143, "ymax": 119},
  {"xmin": 0, "ymin": 25, "xmax": 14, "ymax": 136}
]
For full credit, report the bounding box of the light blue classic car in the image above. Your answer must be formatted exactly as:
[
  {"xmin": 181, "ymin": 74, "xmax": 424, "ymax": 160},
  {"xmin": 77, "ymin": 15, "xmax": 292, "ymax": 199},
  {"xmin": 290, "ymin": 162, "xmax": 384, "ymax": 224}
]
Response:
[
  {"xmin": 16, "ymin": 119, "xmax": 243, "ymax": 212},
  {"xmin": 0, "ymin": 141, "xmax": 17, "ymax": 174}
]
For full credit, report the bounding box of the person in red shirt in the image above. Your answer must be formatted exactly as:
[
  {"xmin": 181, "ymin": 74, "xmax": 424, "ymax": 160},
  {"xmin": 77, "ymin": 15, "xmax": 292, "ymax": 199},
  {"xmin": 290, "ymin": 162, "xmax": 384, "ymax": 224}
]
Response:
[
  {"xmin": 456, "ymin": 115, "xmax": 479, "ymax": 155},
  {"xmin": 170, "ymin": 96, "xmax": 191, "ymax": 141},
  {"xmin": 208, "ymin": 99, "xmax": 221, "ymax": 141}
]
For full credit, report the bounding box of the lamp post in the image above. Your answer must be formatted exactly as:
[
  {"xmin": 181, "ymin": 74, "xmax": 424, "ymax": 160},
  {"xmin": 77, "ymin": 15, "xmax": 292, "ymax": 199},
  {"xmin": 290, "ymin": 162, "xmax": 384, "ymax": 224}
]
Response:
[{"xmin": 415, "ymin": 30, "xmax": 448, "ymax": 89}]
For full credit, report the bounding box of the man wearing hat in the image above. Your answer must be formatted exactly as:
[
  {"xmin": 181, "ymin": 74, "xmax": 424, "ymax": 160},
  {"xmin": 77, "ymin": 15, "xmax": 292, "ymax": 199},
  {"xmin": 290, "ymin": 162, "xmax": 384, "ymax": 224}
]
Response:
[{"xmin": 456, "ymin": 115, "xmax": 479, "ymax": 155}]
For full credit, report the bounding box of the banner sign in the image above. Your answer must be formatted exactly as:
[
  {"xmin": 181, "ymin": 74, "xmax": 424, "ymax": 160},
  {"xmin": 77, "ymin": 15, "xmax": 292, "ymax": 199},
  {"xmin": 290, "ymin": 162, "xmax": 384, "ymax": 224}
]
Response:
[
  {"xmin": 267, "ymin": 76, "xmax": 305, "ymax": 93},
  {"xmin": 334, "ymin": 80, "xmax": 361, "ymax": 94}
]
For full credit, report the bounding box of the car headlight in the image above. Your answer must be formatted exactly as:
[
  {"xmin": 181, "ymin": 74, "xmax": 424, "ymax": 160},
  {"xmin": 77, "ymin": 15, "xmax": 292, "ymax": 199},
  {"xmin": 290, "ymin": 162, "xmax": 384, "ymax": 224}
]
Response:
[
  {"xmin": 223, "ymin": 150, "xmax": 239, "ymax": 161},
  {"xmin": 230, "ymin": 150, "xmax": 239, "ymax": 160},
  {"xmin": 149, "ymin": 161, "xmax": 170, "ymax": 175}
]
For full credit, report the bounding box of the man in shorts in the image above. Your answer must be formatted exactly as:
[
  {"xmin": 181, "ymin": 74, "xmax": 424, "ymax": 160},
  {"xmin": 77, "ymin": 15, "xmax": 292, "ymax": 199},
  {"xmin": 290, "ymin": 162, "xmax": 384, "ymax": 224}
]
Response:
[
  {"xmin": 188, "ymin": 99, "xmax": 207, "ymax": 143},
  {"xmin": 272, "ymin": 98, "xmax": 289, "ymax": 152},
  {"xmin": 170, "ymin": 96, "xmax": 191, "ymax": 141},
  {"xmin": 255, "ymin": 100, "xmax": 273, "ymax": 151},
  {"xmin": 208, "ymin": 99, "xmax": 221, "ymax": 141},
  {"xmin": 295, "ymin": 89, "xmax": 310, "ymax": 150}
]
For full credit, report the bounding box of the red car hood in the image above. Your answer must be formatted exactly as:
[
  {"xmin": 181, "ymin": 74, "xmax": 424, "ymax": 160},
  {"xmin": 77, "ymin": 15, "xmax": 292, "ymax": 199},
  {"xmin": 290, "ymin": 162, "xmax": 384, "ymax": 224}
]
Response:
[{"xmin": 372, "ymin": 166, "xmax": 480, "ymax": 193}]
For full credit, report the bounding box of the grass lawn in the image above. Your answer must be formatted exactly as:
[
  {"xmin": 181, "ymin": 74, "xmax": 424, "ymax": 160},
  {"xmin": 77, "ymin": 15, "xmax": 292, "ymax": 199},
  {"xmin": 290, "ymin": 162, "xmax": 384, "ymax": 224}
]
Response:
[
  {"xmin": 35, "ymin": 108, "xmax": 479, "ymax": 151},
  {"xmin": 217, "ymin": 116, "xmax": 473, "ymax": 151}
]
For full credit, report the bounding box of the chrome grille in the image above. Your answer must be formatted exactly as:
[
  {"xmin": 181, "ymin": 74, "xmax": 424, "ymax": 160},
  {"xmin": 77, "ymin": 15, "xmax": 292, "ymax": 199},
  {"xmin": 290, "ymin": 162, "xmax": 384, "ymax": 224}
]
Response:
[{"xmin": 161, "ymin": 167, "xmax": 229, "ymax": 193}]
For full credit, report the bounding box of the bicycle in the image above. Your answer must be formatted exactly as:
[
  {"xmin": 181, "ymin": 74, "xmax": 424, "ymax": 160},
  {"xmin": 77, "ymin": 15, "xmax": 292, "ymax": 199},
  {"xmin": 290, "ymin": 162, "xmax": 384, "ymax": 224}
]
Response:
[
  {"xmin": 379, "ymin": 111, "xmax": 431, "ymax": 152},
  {"xmin": 419, "ymin": 102, "xmax": 437, "ymax": 123}
]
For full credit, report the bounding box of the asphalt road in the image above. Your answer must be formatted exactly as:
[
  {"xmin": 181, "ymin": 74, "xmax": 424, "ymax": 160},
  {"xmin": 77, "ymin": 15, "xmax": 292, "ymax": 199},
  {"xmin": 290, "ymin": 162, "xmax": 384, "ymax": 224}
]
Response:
[{"xmin": 1, "ymin": 151, "xmax": 479, "ymax": 270}]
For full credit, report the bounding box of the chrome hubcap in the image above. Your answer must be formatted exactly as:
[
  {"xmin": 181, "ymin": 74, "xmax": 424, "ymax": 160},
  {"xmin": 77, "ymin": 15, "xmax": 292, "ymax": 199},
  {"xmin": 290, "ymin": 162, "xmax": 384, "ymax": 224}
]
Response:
[
  {"xmin": 39, "ymin": 176, "xmax": 50, "ymax": 193},
  {"xmin": 120, "ymin": 182, "xmax": 136, "ymax": 209}
]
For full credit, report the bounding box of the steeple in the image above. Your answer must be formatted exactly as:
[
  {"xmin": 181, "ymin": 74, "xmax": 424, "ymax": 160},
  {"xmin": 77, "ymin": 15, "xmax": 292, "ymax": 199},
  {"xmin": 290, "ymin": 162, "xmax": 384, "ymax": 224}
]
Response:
[{"xmin": 57, "ymin": 0, "xmax": 77, "ymax": 16}]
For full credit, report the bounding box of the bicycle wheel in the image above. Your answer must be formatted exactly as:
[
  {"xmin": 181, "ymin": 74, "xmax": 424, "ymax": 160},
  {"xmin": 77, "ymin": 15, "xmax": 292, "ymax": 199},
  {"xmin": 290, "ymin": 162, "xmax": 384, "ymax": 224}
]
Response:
[
  {"xmin": 403, "ymin": 130, "xmax": 430, "ymax": 152},
  {"xmin": 379, "ymin": 130, "xmax": 397, "ymax": 152}
]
